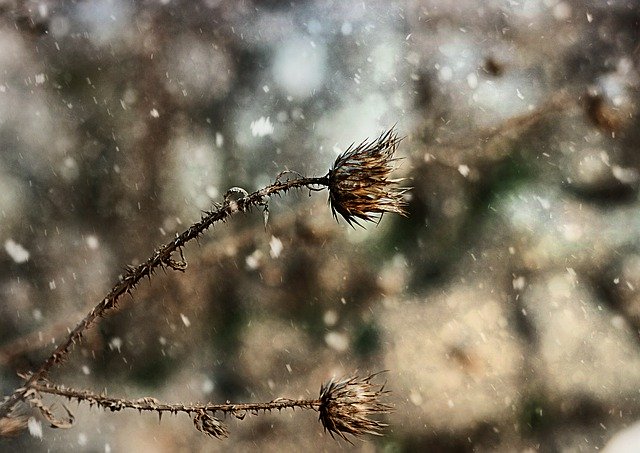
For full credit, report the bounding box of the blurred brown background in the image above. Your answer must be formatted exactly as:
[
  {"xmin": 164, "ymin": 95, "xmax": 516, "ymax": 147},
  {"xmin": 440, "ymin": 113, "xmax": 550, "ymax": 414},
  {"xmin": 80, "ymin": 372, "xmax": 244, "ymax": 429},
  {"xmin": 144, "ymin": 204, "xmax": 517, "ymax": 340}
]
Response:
[{"xmin": 1, "ymin": 0, "xmax": 640, "ymax": 451}]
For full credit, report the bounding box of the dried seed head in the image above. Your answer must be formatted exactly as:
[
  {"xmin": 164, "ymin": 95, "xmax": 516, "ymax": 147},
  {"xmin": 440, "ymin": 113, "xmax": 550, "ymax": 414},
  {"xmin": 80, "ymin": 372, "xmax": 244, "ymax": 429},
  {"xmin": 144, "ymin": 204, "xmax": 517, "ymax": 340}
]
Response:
[
  {"xmin": 328, "ymin": 128, "xmax": 408, "ymax": 227},
  {"xmin": 318, "ymin": 373, "xmax": 392, "ymax": 442},
  {"xmin": 193, "ymin": 411, "xmax": 229, "ymax": 439},
  {"xmin": 0, "ymin": 415, "xmax": 28, "ymax": 437}
]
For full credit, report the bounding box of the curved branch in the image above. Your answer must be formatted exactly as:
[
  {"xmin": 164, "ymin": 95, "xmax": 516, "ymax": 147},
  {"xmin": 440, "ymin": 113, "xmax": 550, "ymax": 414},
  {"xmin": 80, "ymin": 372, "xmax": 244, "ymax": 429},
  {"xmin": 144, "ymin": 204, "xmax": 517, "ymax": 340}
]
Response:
[{"xmin": 0, "ymin": 176, "xmax": 328, "ymax": 419}]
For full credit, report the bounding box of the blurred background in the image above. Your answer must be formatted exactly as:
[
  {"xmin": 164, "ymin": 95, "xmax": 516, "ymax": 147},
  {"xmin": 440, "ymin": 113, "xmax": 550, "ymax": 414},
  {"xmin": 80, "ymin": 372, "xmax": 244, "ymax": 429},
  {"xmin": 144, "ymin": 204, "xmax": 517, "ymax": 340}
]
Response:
[{"xmin": 1, "ymin": 0, "xmax": 640, "ymax": 451}]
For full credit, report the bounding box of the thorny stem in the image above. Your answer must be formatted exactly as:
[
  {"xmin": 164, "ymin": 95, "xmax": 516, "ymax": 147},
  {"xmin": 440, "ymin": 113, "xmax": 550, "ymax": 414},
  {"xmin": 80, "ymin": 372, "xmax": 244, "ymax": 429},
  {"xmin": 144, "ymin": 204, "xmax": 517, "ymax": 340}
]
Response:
[
  {"xmin": 0, "ymin": 127, "xmax": 406, "ymax": 437},
  {"xmin": 32, "ymin": 381, "xmax": 321, "ymax": 416},
  {"xmin": 0, "ymin": 175, "xmax": 329, "ymax": 419},
  {"xmin": 28, "ymin": 372, "xmax": 392, "ymax": 441}
]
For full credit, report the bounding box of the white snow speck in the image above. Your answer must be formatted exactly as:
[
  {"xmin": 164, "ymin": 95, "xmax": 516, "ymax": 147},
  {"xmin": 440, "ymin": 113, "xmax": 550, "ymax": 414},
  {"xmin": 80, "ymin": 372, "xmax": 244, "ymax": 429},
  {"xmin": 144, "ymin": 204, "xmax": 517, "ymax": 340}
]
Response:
[
  {"xmin": 250, "ymin": 116, "xmax": 274, "ymax": 137},
  {"xmin": 438, "ymin": 66, "xmax": 453, "ymax": 82},
  {"xmin": 323, "ymin": 309, "xmax": 338, "ymax": 326},
  {"xmin": 612, "ymin": 165, "xmax": 639, "ymax": 184},
  {"xmin": 269, "ymin": 236, "xmax": 283, "ymax": 259},
  {"xmin": 604, "ymin": 419, "xmax": 640, "ymax": 452},
  {"xmin": 611, "ymin": 315, "xmax": 626, "ymax": 330},
  {"xmin": 35, "ymin": 73, "xmax": 46, "ymax": 85},
  {"xmin": 324, "ymin": 331, "xmax": 349, "ymax": 352},
  {"xmin": 245, "ymin": 249, "xmax": 263, "ymax": 270},
  {"xmin": 466, "ymin": 73, "xmax": 478, "ymax": 89},
  {"xmin": 38, "ymin": 2, "xmax": 48, "ymax": 17},
  {"xmin": 512, "ymin": 276, "xmax": 526, "ymax": 291},
  {"xmin": 534, "ymin": 195, "xmax": 551, "ymax": 210},
  {"xmin": 408, "ymin": 390, "xmax": 423, "ymax": 406},
  {"xmin": 206, "ymin": 185, "xmax": 219, "ymax": 199},
  {"xmin": 180, "ymin": 313, "xmax": 191, "ymax": 327},
  {"xmin": 215, "ymin": 132, "xmax": 224, "ymax": 147},
  {"xmin": 562, "ymin": 223, "xmax": 583, "ymax": 241},
  {"xmin": 201, "ymin": 377, "xmax": 214, "ymax": 394},
  {"xmin": 457, "ymin": 165, "xmax": 470, "ymax": 177},
  {"xmin": 86, "ymin": 235, "xmax": 99, "ymax": 250},
  {"xmin": 105, "ymin": 444, "xmax": 112, "ymax": 453},
  {"xmin": 28, "ymin": 417, "xmax": 43, "ymax": 439},
  {"xmin": 262, "ymin": 85, "xmax": 270, "ymax": 93},
  {"xmin": 553, "ymin": 2, "xmax": 571, "ymax": 20},
  {"xmin": 272, "ymin": 39, "xmax": 326, "ymax": 98},
  {"xmin": 108, "ymin": 337, "xmax": 123, "ymax": 352},
  {"xmin": 150, "ymin": 108, "xmax": 160, "ymax": 118},
  {"xmin": 82, "ymin": 365, "xmax": 91, "ymax": 375},
  {"xmin": 78, "ymin": 432, "xmax": 88, "ymax": 446},
  {"xmin": 49, "ymin": 280, "xmax": 57, "ymax": 290},
  {"xmin": 5, "ymin": 239, "xmax": 30, "ymax": 263}
]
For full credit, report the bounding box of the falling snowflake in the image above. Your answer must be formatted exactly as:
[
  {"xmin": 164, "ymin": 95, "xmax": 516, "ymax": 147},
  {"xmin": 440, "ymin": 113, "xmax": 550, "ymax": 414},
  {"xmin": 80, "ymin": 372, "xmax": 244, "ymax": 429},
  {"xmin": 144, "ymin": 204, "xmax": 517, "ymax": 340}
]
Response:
[
  {"xmin": 27, "ymin": 417, "xmax": 43, "ymax": 439},
  {"xmin": 269, "ymin": 236, "xmax": 283, "ymax": 258},
  {"xmin": 4, "ymin": 239, "xmax": 30, "ymax": 263},
  {"xmin": 250, "ymin": 116, "xmax": 274, "ymax": 137}
]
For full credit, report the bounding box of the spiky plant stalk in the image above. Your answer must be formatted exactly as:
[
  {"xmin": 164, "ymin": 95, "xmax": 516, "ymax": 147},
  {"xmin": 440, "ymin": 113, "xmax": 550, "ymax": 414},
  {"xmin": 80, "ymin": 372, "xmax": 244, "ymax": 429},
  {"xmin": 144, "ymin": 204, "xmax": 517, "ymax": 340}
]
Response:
[
  {"xmin": 26, "ymin": 373, "xmax": 391, "ymax": 441},
  {"xmin": 0, "ymin": 128, "xmax": 406, "ymax": 441}
]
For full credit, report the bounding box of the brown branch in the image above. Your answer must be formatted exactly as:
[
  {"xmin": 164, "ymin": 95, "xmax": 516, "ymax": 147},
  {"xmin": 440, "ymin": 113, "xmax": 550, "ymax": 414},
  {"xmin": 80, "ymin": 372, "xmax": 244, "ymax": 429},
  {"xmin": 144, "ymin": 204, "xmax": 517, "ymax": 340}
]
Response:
[
  {"xmin": 0, "ymin": 175, "xmax": 328, "ymax": 420},
  {"xmin": 32, "ymin": 380, "xmax": 320, "ymax": 416},
  {"xmin": 30, "ymin": 371, "xmax": 391, "ymax": 441}
]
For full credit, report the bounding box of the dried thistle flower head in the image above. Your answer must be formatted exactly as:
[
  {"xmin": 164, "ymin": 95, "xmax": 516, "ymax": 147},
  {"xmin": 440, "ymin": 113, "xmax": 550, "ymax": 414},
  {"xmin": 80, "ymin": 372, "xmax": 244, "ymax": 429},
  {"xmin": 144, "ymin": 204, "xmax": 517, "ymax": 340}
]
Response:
[
  {"xmin": 318, "ymin": 373, "xmax": 392, "ymax": 442},
  {"xmin": 328, "ymin": 128, "xmax": 408, "ymax": 227}
]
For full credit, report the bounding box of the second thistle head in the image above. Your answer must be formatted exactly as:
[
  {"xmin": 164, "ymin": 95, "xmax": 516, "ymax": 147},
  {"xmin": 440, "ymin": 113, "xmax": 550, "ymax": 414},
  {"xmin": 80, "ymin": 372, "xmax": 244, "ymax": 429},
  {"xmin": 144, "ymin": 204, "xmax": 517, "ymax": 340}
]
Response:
[
  {"xmin": 327, "ymin": 128, "xmax": 408, "ymax": 227},
  {"xmin": 318, "ymin": 373, "xmax": 392, "ymax": 441}
]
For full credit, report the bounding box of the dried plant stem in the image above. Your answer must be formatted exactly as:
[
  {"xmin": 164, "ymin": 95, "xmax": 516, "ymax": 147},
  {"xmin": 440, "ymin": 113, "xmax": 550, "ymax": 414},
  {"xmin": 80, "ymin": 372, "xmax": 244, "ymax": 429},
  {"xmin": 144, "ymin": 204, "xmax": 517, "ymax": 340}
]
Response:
[
  {"xmin": 32, "ymin": 381, "xmax": 321, "ymax": 416},
  {"xmin": 29, "ymin": 372, "xmax": 391, "ymax": 441},
  {"xmin": 0, "ymin": 175, "xmax": 328, "ymax": 420},
  {"xmin": 0, "ymin": 212, "xmax": 315, "ymax": 366},
  {"xmin": 0, "ymin": 128, "xmax": 405, "ymax": 442}
]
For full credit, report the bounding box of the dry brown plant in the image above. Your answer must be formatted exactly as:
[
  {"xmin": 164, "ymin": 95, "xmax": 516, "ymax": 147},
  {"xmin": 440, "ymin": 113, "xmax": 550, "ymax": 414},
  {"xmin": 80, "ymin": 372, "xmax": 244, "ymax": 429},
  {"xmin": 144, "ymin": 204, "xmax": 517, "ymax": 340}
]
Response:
[{"xmin": 0, "ymin": 128, "xmax": 406, "ymax": 442}]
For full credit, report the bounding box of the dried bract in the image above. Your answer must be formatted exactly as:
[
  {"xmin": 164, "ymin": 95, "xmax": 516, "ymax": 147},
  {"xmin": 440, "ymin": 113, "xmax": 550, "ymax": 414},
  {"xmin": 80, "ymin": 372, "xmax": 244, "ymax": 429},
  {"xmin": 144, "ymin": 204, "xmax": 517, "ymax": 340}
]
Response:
[
  {"xmin": 318, "ymin": 373, "xmax": 392, "ymax": 441},
  {"xmin": 193, "ymin": 410, "xmax": 229, "ymax": 439},
  {"xmin": 26, "ymin": 389, "xmax": 74, "ymax": 429},
  {"xmin": 328, "ymin": 128, "xmax": 408, "ymax": 227}
]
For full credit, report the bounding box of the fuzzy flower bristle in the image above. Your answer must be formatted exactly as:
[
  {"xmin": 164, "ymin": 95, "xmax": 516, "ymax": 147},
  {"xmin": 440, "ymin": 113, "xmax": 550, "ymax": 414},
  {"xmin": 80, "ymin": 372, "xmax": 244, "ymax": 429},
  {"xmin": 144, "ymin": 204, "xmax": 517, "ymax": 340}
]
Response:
[
  {"xmin": 327, "ymin": 128, "xmax": 408, "ymax": 227},
  {"xmin": 318, "ymin": 373, "xmax": 392, "ymax": 442}
]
